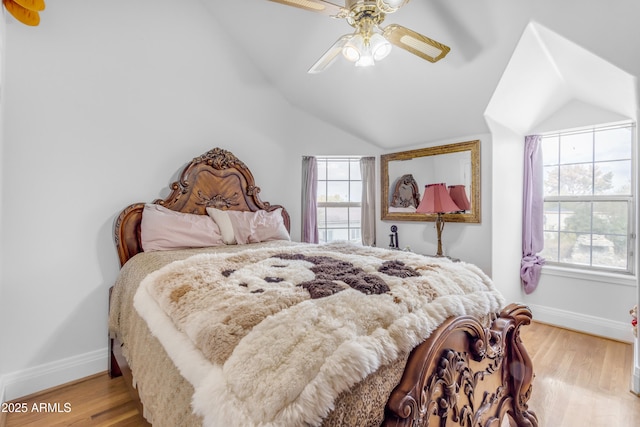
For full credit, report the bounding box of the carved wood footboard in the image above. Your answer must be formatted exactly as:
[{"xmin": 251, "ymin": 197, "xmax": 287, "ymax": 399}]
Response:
[{"xmin": 383, "ymin": 303, "xmax": 538, "ymax": 427}]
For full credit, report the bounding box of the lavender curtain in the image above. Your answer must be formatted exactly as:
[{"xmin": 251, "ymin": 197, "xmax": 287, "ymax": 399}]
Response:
[
  {"xmin": 360, "ymin": 157, "xmax": 376, "ymax": 246},
  {"xmin": 521, "ymin": 135, "xmax": 545, "ymax": 294},
  {"xmin": 301, "ymin": 156, "xmax": 319, "ymax": 243}
]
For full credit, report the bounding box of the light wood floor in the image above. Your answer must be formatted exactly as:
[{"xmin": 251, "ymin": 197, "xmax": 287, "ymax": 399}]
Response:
[
  {"xmin": 2, "ymin": 374, "xmax": 149, "ymax": 427},
  {"xmin": 2, "ymin": 322, "xmax": 639, "ymax": 426},
  {"xmin": 522, "ymin": 322, "xmax": 640, "ymax": 426}
]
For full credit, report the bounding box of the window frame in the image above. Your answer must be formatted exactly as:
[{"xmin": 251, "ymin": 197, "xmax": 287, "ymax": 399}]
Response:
[
  {"xmin": 316, "ymin": 156, "xmax": 362, "ymax": 244},
  {"xmin": 540, "ymin": 123, "xmax": 636, "ymax": 275}
]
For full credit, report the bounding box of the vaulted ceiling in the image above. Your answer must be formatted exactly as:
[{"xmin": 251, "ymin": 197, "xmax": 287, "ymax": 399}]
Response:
[{"xmin": 203, "ymin": 0, "xmax": 640, "ymax": 149}]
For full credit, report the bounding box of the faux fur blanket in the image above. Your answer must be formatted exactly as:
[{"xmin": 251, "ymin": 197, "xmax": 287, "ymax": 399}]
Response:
[{"xmin": 133, "ymin": 242, "xmax": 504, "ymax": 427}]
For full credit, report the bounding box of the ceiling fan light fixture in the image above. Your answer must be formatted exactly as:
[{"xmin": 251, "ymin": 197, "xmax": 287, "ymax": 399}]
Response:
[
  {"xmin": 355, "ymin": 51, "xmax": 375, "ymax": 67},
  {"xmin": 370, "ymin": 32, "xmax": 391, "ymax": 61},
  {"xmin": 376, "ymin": 0, "xmax": 410, "ymax": 13},
  {"xmin": 342, "ymin": 34, "xmax": 364, "ymax": 62}
]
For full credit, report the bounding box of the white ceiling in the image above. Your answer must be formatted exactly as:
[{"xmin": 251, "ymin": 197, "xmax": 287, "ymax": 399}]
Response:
[{"xmin": 202, "ymin": 0, "xmax": 640, "ymax": 149}]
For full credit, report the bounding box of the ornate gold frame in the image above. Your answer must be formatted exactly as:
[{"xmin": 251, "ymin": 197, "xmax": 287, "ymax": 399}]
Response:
[{"xmin": 381, "ymin": 140, "xmax": 481, "ymax": 223}]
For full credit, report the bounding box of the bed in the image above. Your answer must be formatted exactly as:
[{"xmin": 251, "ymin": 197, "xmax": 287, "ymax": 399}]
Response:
[{"xmin": 108, "ymin": 147, "xmax": 538, "ymax": 427}]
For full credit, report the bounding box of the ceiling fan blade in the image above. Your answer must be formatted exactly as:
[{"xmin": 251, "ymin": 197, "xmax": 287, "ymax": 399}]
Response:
[
  {"xmin": 308, "ymin": 34, "xmax": 351, "ymax": 74},
  {"xmin": 383, "ymin": 24, "xmax": 450, "ymax": 63},
  {"xmin": 3, "ymin": 0, "xmax": 40, "ymax": 26},
  {"xmin": 267, "ymin": 0, "xmax": 345, "ymax": 17}
]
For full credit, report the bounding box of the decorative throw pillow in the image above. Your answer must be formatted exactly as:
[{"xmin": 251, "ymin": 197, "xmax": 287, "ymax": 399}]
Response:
[
  {"xmin": 141, "ymin": 204, "xmax": 224, "ymax": 252},
  {"xmin": 207, "ymin": 207, "xmax": 290, "ymax": 244},
  {"xmin": 205, "ymin": 207, "xmax": 236, "ymax": 244}
]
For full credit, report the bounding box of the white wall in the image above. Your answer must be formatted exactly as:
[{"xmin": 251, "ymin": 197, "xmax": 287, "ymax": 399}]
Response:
[
  {"xmin": 0, "ymin": 8, "xmax": 5, "ymax": 405},
  {"xmin": 377, "ymin": 135, "xmax": 493, "ymax": 275},
  {"xmin": 0, "ymin": 0, "xmax": 377, "ymax": 400}
]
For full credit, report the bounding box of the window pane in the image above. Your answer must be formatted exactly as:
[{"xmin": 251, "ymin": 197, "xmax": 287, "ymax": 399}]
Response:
[
  {"xmin": 559, "ymin": 232, "xmax": 582, "ymax": 264},
  {"xmin": 543, "ymin": 202, "xmax": 560, "ymax": 232},
  {"xmin": 325, "ymin": 207, "xmax": 348, "ymax": 228},
  {"xmin": 349, "ymin": 181, "xmax": 362, "ymax": 202},
  {"xmin": 541, "ymin": 231, "xmax": 559, "ymax": 262},
  {"xmin": 318, "ymin": 228, "xmax": 327, "ymax": 243},
  {"xmin": 543, "ymin": 165, "xmax": 559, "ymax": 196},
  {"xmin": 592, "ymin": 201, "xmax": 628, "ymax": 235},
  {"xmin": 560, "ymin": 132, "xmax": 593, "ymax": 164},
  {"xmin": 350, "ymin": 160, "xmax": 361, "ymax": 180},
  {"xmin": 327, "ymin": 181, "xmax": 349, "ymax": 202},
  {"xmin": 317, "ymin": 159, "xmax": 327, "ymax": 180},
  {"xmin": 559, "ymin": 163, "xmax": 593, "ymax": 195},
  {"xmin": 542, "ymin": 135, "xmax": 559, "ymax": 166},
  {"xmin": 568, "ymin": 233, "xmax": 592, "ymax": 266},
  {"xmin": 591, "ymin": 234, "xmax": 626, "ymax": 270},
  {"xmin": 317, "ymin": 181, "xmax": 327, "ymax": 202},
  {"xmin": 594, "ymin": 127, "xmax": 632, "ymax": 162},
  {"xmin": 317, "ymin": 207, "xmax": 326, "ymax": 226},
  {"xmin": 328, "ymin": 228, "xmax": 349, "ymax": 241},
  {"xmin": 327, "ymin": 161, "xmax": 349, "ymax": 180},
  {"xmin": 559, "ymin": 202, "xmax": 592, "ymax": 234},
  {"xmin": 594, "ymin": 160, "xmax": 631, "ymax": 195},
  {"xmin": 349, "ymin": 207, "xmax": 361, "ymax": 227}
]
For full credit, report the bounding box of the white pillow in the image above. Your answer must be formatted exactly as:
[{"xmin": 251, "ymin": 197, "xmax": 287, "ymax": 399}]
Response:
[
  {"xmin": 205, "ymin": 207, "xmax": 236, "ymax": 244},
  {"xmin": 141, "ymin": 204, "xmax": 224, "ymax": 252},
  {"xmin": 207, "ymin": 208, "xmax": 290, "ymax": 244}
]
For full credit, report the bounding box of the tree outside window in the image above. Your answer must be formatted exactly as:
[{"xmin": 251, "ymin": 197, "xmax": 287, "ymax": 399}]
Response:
[{"xmin": 540, "ymin": 124, "xmax": 635, "ymax": 273}]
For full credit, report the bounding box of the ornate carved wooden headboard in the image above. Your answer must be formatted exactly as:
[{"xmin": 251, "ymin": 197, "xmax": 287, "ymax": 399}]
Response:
[{"xmin": 114, "ymin": 147, "xmax": 290, "ymax": 267}]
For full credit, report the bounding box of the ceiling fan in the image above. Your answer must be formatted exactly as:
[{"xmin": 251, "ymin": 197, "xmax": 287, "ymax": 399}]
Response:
[{"xmin": 267, "ymin": 0, "xmax": 450, "ymax": 73}]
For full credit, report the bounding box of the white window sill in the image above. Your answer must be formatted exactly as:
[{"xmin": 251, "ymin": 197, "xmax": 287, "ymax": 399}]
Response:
[{"xmin": 542, "ymin": 264, "xmax": 637, "ymax": 288}]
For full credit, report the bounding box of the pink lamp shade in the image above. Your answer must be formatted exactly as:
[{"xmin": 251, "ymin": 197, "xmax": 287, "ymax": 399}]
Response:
[
  {"xmin": 448, "ymin": 185, "xmax": 471, "ymax": 211},
  {"xmin": 416, "ymin": 183, "xmax": 460, "ymax": 214}
]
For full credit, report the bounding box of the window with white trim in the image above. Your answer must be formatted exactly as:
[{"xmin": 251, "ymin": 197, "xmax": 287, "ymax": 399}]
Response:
[
  {"xmin": 316, "ymin": 157, "xmax": 362, "ymax": 243},
  {"xmin": 540, "ymin": 123, "xmax": 635, "ymax": 273}
]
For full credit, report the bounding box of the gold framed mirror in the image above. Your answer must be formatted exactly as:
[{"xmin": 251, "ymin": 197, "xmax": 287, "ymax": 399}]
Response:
[{"xmin": 381, "ymin": 140, "xmax": 481, "ymax": 223}]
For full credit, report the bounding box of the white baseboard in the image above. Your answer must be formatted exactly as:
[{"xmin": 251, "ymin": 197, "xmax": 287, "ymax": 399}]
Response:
[
  {"xmin": 1, "ymin": 348, "xmax": 107, "ymax": 402},
  {"xmin": 0, "ymin": 374, "xmax": 5, "ymax": 407},
  {"xmin": 527, "ymin": 303, "xmax": 634, "ymax": 343},
  {"xmin": 632, "ymin": 366, "xmax": 640, "ymax": 395}
]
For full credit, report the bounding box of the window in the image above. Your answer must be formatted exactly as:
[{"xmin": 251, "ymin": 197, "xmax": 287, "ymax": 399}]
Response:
[
  {"xmin": 316, "ymin": 157, "xmax": 362, "ymax": 243},
  {"xmin": 540, "ymin": 124, "xmax": 635, "ymax": 273}
]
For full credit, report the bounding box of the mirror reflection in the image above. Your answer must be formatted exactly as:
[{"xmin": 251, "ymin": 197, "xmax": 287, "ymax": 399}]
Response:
[{"xmin": 381, "ymin": 140, "xmax": 481, "ymax": 223}]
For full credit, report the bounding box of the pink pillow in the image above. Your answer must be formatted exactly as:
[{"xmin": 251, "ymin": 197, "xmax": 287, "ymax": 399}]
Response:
[
  {"xmin": 141, "ymin": 204, "xmax": 224, "ymax": 252},
  {"xmin": 207, "ymin": 208, "xmax": 290, "ymax": 244}
]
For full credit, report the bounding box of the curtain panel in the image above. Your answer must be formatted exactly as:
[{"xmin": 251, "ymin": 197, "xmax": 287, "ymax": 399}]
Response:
[
  {"xmin": 301, "ymin": 156, "xmax": 319, "ymax": 244},
  {"xmin": 360, "ymin": 156, "xmax": 376, "ymax": 246},
  {"xmin": 521, "ymin": 135, "xmax": 545, "ymax": 294}
]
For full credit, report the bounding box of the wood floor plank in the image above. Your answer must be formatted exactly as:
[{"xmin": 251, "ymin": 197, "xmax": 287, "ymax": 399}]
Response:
[
  {"xmin": 521, "ymin": 322, "xmax": 640, "ymax": 427},
  {"xmin": 2, "ymin": 322, "xmax": 639, "ymax": 426},
  {"xmin": 3, "ymin": 374, "xmax": 149, "ymax": 427}
]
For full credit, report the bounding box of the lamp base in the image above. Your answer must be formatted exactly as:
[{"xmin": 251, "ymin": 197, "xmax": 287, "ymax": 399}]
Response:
[{"xmin": 435, "ymin": 213, "xmax": 445, "ymax": 257}]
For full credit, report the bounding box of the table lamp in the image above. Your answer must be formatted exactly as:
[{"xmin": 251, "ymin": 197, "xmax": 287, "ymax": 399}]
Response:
[{"xmin": 416, "ymin": 183, "xmax": 460, "ymax": 256}]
